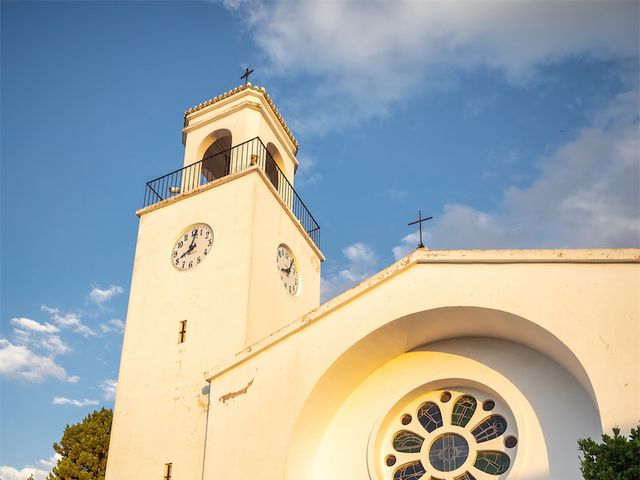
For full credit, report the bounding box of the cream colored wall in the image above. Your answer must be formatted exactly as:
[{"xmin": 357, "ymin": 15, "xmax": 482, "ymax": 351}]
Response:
[
  {"xmin": 245, "ymin": 170, "xmax": 321, "ymax": 345},
  {"xmin": 182, "ymin": 89, "xmax": 298, "ymax": 181},
  {"xmin": 315, "ymin": 338, "xmax": 601, "ymax": 480},
  {"xmin": 201, "ymin": 251, "xmax": 639, "ymax": 480},
  {"xmin": 106, "ymin": 169, "xmax": 321, "ymax": 480}
]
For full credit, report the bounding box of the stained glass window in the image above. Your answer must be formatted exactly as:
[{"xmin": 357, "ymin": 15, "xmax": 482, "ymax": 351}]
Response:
[
  {"xmin": 393, "ymin": 461, "xmax": 427, "ymax": 480},
  {"xmin": 392, "ymin": 430, "xmax": 424, "ymax": 453},
  {"xmin": 474, "ymin": 451, "xmax": 511, "ymax": 475},
  {"xmin": 385, "ymin": 392, "xmax": 515, "ymax": 480},
  {"xmin": 482, "ymin": 400, "xmax": 495, "ymax": 411},
  {"xmin": 471, "ymin": 415, "xmax": 508, "ymax": 443},
  {"xmin": 429, "ymin": 434, "xmax": 469, "ymax": 472},
  {"xmin": 504, "ymin": 436, "xmax": 518, "ymax": 448},
  {"xmin": 451, "ymin": 395, "xmax": 477, "ymax": 427},
  {"xmin": 417, "ymin": 401, "xmax": 443, "ymax": 433}
]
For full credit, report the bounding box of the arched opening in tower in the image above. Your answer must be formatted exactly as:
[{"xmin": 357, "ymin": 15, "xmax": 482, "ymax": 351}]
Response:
[
  {"xmin": 201, "ymin": 134, "xmax": 232, "ymax": 182},
  {"xmin": 266, "ymin": 142, "xmax": 285, "ymax": 194}
]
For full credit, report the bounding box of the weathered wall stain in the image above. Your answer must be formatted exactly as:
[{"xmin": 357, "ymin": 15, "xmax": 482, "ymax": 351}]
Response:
[
  {"xmin": 198, "ymin": 394, "xmax": 209, "ymax": 412},
  {"xmin": 219, "ymin": 379, "xmax": 254, "ymax": 404}
]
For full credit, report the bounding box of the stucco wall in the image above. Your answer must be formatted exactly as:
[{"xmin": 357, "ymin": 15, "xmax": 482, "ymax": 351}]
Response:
[
  {"xmin": 315, "ymin": 338, "xmax": 601, "ymax": 480},
  {"xmin": 201, "ymin": 251, "xmax": 639, "ymax": 480},
  {"xmin": 106, "ymin": 169, "xmax": 321, "ymax": 480}
]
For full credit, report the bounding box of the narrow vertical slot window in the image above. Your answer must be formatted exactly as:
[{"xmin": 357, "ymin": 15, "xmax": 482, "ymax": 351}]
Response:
[
  {"xmin": 163, "ymin": 463, "xmax": 172, "ymax": 480},
  {"xmin": 178, "ymin": 320, "xmax": 187, "ymax": 344}
]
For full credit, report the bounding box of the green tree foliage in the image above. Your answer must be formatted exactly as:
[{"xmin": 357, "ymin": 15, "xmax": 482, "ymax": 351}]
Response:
[
  {"xmin": 47, "ymin": 408, "xmax": 112, "ymax": 480},
  {"xmin": 26, "ymin": 475, "xmax": 35, "ymax": 480},
  {"xmin": 578, "ymin": 425, "xmax": 640, "ymax": 480}
]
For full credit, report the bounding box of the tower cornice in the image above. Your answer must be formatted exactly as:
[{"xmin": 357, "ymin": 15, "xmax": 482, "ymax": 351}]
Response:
[{"xmin": 184, "ymin": 84, "xmax": 299, "ymax": 153}]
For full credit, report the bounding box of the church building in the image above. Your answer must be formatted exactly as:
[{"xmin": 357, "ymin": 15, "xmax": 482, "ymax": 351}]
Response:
[{"xmin": 105, "ymin": 84, "xmax": 640, "ymax": 480}]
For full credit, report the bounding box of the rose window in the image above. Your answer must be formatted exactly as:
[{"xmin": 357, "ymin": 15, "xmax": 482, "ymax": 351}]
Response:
[{"xmin": 381, "ymin": 389, "xmax": 518, "ymax": 480}]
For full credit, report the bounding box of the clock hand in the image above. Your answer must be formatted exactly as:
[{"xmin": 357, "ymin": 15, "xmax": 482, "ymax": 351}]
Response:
[
  {"xmin": 179, "ymin": 241, "xmax": 198, "ymax": 259},
  {"xmin": 187, "ymin": 233, "xmax": 200, "ymax": 253}
]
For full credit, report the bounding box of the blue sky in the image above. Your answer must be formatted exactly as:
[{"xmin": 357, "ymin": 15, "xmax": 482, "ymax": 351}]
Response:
[{"xmin": 1, "ymin": 1, "xmax": 638, "ymax": 478}]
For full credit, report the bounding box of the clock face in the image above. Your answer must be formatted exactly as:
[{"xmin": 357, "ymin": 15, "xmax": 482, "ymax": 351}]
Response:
[
  {"xmin": 171, "ymin": 223, "xmax": 214, "ymax": 271},
  {"xmin": 277, "ymin": 244, "xmax": 299, "ymax": 295}
]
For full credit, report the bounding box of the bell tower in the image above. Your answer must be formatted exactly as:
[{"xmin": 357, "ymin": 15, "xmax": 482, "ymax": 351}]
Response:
[{"xmin": 106, "ymin": 84, "xmax": 323, "ymax": 480}]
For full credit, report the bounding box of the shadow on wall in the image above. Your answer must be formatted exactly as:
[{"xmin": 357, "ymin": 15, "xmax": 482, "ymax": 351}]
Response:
[
  {"xmin": 416, "ymin": 337, "xmax": 601, "ymax": 479},
  {"xmin": 286, "ymin": 307, "xmax": 601, "ymax": 479}
]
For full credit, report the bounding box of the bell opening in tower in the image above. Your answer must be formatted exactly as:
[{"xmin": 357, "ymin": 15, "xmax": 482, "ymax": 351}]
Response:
[
  {"xmin": 265, "ymin": 142, "xmax": 285, "ymax": 191},
  {"xmin": 201, "ymin": 134, "xmax": 232, "ymax": 182}
]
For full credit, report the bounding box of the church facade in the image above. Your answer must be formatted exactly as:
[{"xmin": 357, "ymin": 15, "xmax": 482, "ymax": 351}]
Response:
[{"xmin": 105, "ymin": 84, "xmax": 640, "ymax": 480}]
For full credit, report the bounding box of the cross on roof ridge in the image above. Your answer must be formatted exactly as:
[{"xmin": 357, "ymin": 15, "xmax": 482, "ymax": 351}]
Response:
[{"xmin": 408, "ymin": 210, "xmax": 433, "ymax": 249}]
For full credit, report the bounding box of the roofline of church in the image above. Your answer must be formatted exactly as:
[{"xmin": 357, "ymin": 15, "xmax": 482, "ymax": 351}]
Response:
[
  {"xmin": 184, "ymin": 83, "xmax": 299, "ymax": 153},
  {"xmin": 203, "ymin": 247, "xmax": 640, "ymax": 382},
  {"xmin": 411, "ymin": 248, "xmax": 640, "ymax": 264}
]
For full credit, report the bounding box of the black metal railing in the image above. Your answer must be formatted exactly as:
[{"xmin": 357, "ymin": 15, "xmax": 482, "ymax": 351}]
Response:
[{"xmin": 143, "ymin": 137, "xmax": 321, "ymax": 247}]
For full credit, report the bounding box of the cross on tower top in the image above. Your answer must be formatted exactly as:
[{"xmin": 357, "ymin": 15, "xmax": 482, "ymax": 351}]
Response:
[
  {"xmin": 241, "ymin": 67, "xmax": 254, "ymax": 86},
  {"xmin": 408, "ymin": 210, "xmax": 433, "ymax": 249}
]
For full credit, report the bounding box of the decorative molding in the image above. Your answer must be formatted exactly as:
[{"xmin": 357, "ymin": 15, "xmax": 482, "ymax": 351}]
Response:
[
  {"xmin": 203, "ymin": 247, "xmax": 640, "ymax": 382},
  {"xmin": 184, "ymin": 83, "xmax": 299, "ymax": 152}
]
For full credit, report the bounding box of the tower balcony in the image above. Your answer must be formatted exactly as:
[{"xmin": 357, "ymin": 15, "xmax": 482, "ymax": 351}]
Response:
[{"xmin": 142, "ymin": 137, "xmax": 321, "ymax": 248}]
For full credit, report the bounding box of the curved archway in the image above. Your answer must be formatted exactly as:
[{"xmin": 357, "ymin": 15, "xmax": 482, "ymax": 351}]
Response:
[
  {"xmin": 198, "ymin": 129, "xmax": 232, "ymax": 182},
  {"xmin": 284, "ymin": 306, "xmax": 601, "ymax": 480},
  {"xmin": 265, "ymin": 142, "xmax": 285, "ymax": 191}
]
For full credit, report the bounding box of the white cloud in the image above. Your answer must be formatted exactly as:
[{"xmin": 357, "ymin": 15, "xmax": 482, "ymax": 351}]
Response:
[
  {"xmin": 343, "ymin": 242, "xmax": 376, "ymax": 264},
  {"xmin": 10, "ymin": 317, "xmax": 59, "ymax": 334},
  {"xmin": 321, "ymin": 242, "xmax": 378, "ymax": 301},
  {"xmin": 99, "ymin": 318, "xmax": 125, "ymax": 334},
  {"xmin": 10, "ymin": 315, "xmax": 70, "ymax": 356},
  {"xmin": 101, "ymin": 378, "xmax": 117, "ymax": 401},
  {"xmin": 224, "ymin": 0, "xmax": 639, "ymax": 131},
  {"xmin": 10, "ymin": 315, "xmax": 72, "ymax": 358},
  {"xmin": 40, "ymin": 305, "xmax": 58, "ymax": 315},
  {"xmin": 39, "ymin": 335, "xmax": 71, "ymax": 355},
  {"xmin": 88, "ymin": 285, "xmax": 123, "ymax": 306},
  {"xmin": 435, "ymin": 129, "xmax": 638, "ymax": 249},
  {"xmin": 0, "ymin": 339, "xmax": 77, "ymax": 383},
  {"xmin": 3, "ymin": 314, "xmax": 74, "ymax": 382},
  {"xmin": 13, "ymin": 329, "xmax": 71, "ymax": 356},
  {"xmin": 0, "ymin": 454, "xmax": 61, "ymax": 480},
  {"xmin": 41, "ymin": 304, "xmax": 96, "ymax": 337},
  {"xmin": 295, "ymin": 154, "xmax": 322, "ymax": 187},
  {"xmin": 393, "ymin": 231, "xmax": 421, "ymax": 260},
  {"xmin": 38, "ymin": 454, "xmax": 61, "ymax": 470},
  {"xmin": 391, "ymin": 87, "xmax": 640, "ymax": 251},
  {"xmin": 12, "ymin": 328, "xmax": 31, "ymax": 344},
  {"xmin": 52, "ymin": 396, "xmax": 99, "ymax": 407},
  {"xmin": 0, "ymin": 464, "xmax": 50, "ymax": 480}
]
